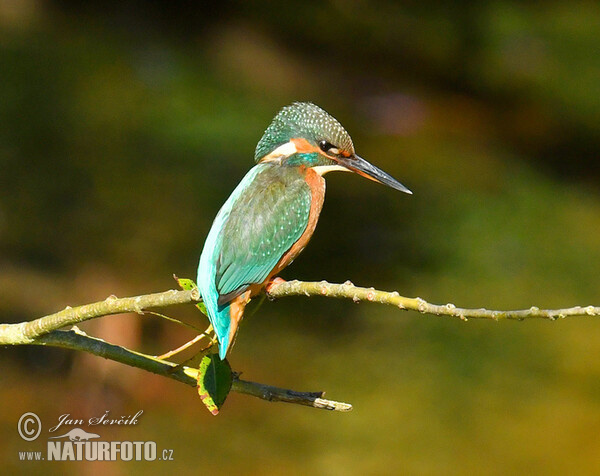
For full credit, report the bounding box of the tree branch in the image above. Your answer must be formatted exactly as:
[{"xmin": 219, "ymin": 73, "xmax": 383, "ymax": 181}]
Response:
[
  {"xmin": 2, "ymin": 280, "xmax": 598, "ymax": 347},
  {"xmin": 267, "ymin": 280, "xmax": 600, "ymax": 320},
  {"xmin": 0, "ymin": 289, "xmax": 199, "ymax": 345},
  {"xmin": 1, "ymin": 279, "xmax": 598, "ymax": 412},
  {"xmin": 33, "ymin": 328, "xmax": 352, "ymax": 412}
]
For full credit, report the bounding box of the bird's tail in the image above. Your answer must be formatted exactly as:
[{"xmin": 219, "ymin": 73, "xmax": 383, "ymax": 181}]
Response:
[
  {"xmin": 206, "ymin": 302, "xmax": 233, "ymax": 360},
  {"xmin": 210, "ymin": 292, "xmax": 249, "ymax": 360}
]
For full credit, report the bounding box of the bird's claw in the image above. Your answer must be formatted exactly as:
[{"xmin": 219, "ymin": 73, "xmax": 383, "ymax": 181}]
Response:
[{"xmin": 266, "ymin": 277, "xmax": 286, "ymax": 293}]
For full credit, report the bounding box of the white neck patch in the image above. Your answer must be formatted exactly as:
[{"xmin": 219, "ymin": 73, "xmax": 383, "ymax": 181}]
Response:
[{"xmin": 259, "ymin": 141, "xmax": 298, "ymax": 163}]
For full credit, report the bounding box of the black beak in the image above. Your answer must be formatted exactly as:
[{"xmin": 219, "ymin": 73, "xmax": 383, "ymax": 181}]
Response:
[{"xmin": 339, "ymin": 154, "xmax": 412, "ymax": 194}]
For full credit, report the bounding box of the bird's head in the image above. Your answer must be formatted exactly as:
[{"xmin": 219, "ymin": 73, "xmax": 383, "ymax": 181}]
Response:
[{"xmin": 255, "ymin": 102, "xmax": 411, "ymax": 194}]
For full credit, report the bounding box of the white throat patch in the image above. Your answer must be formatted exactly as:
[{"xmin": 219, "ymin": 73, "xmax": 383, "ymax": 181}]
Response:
[{"xmin": 313, "ymin": 164, "xmax": 350, "ymax": 176}]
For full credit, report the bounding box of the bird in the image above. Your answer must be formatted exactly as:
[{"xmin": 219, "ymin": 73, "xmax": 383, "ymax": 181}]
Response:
[{"xmin": 197, "ymin": 102, "xmax": 412, "ymax": 359}]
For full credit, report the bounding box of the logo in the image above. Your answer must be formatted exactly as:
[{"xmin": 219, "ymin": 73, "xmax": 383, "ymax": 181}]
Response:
[
  {"xmin": 49, "ymin": 428, "xmax": 100, "ymax": 442},
  {"xmin": 17, "ymin": 410, "xmax": 175, "ymax": 462},
  {"xmin": 18, "ymin": 413, "xmax": 41, "ymax": 441}
]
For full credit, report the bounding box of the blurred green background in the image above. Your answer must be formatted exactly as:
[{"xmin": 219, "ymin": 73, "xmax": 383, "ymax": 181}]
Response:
[{"xmin": 1, "ymin": 1, "xmax": 600, "ymax": 474}]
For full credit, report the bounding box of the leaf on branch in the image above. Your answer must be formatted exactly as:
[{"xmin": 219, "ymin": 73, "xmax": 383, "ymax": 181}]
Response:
[
  {"xmin": 197, "ymin": 354, "xmax": 233, "ymax": 415},
  {"xmin": 175, "ymin": 276, "xmax": 208, "ymax": 316}
]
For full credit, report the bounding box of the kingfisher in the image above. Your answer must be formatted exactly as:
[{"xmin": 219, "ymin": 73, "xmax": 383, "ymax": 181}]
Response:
[{"xmin": 198, "ymin": 102, "xmax": 412, "ymax": 359}]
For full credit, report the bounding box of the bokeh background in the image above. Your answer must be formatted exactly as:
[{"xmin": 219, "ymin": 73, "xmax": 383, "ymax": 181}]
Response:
[{"xmin": 2, "ymin": 1, "xmax": 600, "ymax": 474}]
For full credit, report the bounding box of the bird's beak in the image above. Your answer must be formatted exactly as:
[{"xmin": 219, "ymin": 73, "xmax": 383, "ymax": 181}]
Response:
[{"xmin": 338, "ymin": 154, "xmax": 412, "ymax": 194}]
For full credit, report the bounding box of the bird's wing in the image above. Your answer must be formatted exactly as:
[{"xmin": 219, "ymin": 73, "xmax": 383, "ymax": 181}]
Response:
[{"xmin": 215, "ymin": 168, "xmax": 312, "ymax": 305}]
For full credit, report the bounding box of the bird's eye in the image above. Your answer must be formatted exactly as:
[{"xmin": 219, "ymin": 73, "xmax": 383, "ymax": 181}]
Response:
[
  {"xmin": 319, "ymin": 140, "xmax": 333, "ymax": 151},
  {"xmin": 319, "ymin": 141, "xmax": 339, "ymax": 155}
]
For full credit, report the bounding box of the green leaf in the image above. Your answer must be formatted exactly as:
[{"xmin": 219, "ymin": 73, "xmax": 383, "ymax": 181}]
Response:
[
  {"xmin": 197, "ymin": 354, "xmax": 232, "ymax": 415},
  {"xmin": 175, "ymin": 276, "xmax": 208, "ymax": 316},
  {"xmin": 196, "ymin": 301, "xmax": 208, "ymax": 316},
  {"xmin": 176, "ymin": 277, "xmax": 197, "ymax": 291}
]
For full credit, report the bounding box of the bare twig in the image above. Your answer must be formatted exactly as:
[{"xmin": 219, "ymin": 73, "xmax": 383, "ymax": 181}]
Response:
[
  {"xmin": 266, "ymin": 280, "xmax": 600, "ymax": 321},
  {"xmin": 2, "ymin": 280, "xmax": 598, "ymax": 347},
  {"xmin": 232, "ymin": 378, "xmax": 352, "ymax": 411},
  {"xmin": 156, "ymin": 325, "xmax": 214, "ymax": 360},
  {"xmin": 32, "ymin": 328, "xmax": 351, "ymax": 411},
  {"xmin": 0, "ymin": 289, "xmax": 198, "ymax": 345}
]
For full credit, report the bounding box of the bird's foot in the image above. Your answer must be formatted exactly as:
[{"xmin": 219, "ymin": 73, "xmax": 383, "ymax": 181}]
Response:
[{"xmin": 265, "ymin": 277, "xmax": 286, "ymax": 295}]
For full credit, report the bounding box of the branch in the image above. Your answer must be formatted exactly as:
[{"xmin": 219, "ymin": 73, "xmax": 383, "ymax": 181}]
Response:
[
  {"xmin": 2, "ymin": 279, "xmax": 598, "ymax": 347},
  {"xmin": 267, "ymin": 280, "xmax": 600, "ymax": 321},
  {"xmin": 0, "ymin": 289, "xmax": 198, "ymax": 345},
  {"xmin": 33, "ymin": 328, "xmax": 352, "ymax": 412},
  {"xmin": 1, "ymin": 279, "xmax": 598, "ymax": 412}
]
